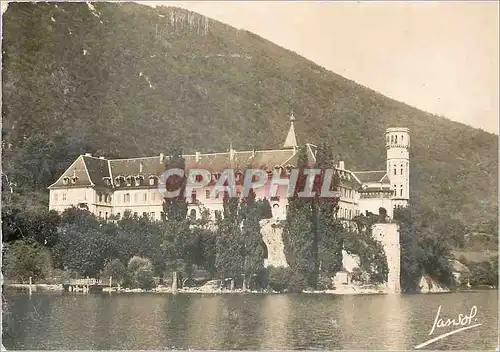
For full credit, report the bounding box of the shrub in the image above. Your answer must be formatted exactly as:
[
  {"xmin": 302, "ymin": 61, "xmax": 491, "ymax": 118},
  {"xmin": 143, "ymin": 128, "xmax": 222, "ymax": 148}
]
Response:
[
  {"xmin": 3, "ymin": 240, "xmax": 53, "ymax": 283},
  {"xmin": 266, "ymin": 266, "xmax": 292, "ymax": 292},
  {"xmin": 126, "ymin": 256, "xmax": 156, "ymax": 290},
  {"xmin": 101, "ymin": 259, "xmax": 127, "ymax": 286}
]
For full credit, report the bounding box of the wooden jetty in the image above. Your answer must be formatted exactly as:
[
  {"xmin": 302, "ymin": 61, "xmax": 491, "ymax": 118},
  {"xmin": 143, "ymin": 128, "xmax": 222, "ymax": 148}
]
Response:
[{"xmin": 62, "ymin": 278, "xmax": 106, "ymax": 293}]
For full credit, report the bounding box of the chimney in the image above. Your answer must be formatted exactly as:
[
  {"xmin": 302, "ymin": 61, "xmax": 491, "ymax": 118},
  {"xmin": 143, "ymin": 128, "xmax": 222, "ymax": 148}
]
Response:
[
  {"xmin": 159, "ymin": 153, "xmax": 164, "ymax": 164},
  {"xmin": 195, "ymin": 151, "xmax": 201, "ymax": 163},
  {"xmin": 338, "ymin": 161, "xmax": 345, "ymax": 170},
  {"xmin": 84, "ymin": 153, "xmax": 92, "ymax": 157},
  {"xmin": 229, "ymin": 144, "xmax": 235, "ymax": 161}
]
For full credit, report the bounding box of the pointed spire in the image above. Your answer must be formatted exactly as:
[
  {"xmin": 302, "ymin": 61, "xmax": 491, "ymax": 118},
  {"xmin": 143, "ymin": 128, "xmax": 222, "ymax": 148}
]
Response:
[{"xmin": 283, "ymin": 110, "xmax": 298, "ymax": 149}]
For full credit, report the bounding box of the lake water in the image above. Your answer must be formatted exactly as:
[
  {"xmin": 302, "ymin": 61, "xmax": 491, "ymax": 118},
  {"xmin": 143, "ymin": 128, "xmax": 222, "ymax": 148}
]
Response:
[{"xmin": 2, "ymin": 290, "xmax": 498, "ymax": 350}]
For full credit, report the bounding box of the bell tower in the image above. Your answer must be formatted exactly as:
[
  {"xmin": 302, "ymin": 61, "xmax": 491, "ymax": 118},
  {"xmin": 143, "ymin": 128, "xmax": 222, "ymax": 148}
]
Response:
[{"xmin": 385, "ymin": 127, "xmax": 410, "ymax": 208}]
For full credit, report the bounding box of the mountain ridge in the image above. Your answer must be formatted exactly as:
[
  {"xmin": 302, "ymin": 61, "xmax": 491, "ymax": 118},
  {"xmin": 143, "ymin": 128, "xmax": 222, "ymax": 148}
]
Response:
[{"xmin": 1, "ymin": 2, "xmax": 497, "ymax": 229}]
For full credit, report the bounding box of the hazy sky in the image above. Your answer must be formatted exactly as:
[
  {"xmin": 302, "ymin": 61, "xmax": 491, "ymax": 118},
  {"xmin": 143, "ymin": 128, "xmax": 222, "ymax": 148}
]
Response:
[{"xmin": 2, "ymin": 1, "xmax": 498, "ymax": 134}]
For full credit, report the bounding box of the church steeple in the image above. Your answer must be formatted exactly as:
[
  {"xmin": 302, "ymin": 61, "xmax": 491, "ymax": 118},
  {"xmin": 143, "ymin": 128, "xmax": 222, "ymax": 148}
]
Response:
[{"xmin": 283, "ymin": 111, "xmax": 298, "ymax": 149}]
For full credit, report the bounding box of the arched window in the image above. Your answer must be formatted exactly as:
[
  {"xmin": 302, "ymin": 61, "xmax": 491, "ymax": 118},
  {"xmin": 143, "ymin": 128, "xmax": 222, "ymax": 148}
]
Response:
[
  {"xmin": 395, "ymin": 135, "xmax": 398, "ymax": 143},
  {"xmin": 190, "ymin": 209, "xmax": 196, "ymax": 219}
]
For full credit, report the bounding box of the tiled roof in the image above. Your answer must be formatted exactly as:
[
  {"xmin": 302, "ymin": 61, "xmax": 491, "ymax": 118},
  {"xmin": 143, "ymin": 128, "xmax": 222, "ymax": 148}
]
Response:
[
  {"xmin": 352, "ymin": 170, "xmax": 388, "ymax": 184},
  {"xmin": 109, "ymin": 156, "xmax": 165, "ymax": 178},
  {"xmin": 185, "ymin": 149, "xmax": 298, "ymax": 172},
  {"xmin": 359, "ymin": 185, "xmax": 392, "ymax": 193},
  {"xmin": 82, "ymin": 156, "xmax": 111, "ymax": 188},
  {"xmin": 48, "ymin": 156, "xmax": 93, "ymax": 188}
]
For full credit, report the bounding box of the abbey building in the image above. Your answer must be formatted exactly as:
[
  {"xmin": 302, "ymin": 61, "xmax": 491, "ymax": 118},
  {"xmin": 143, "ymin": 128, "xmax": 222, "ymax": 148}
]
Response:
[{"xmin": 48, "ymin": 114, "xmax": 410, "ymax": 221}]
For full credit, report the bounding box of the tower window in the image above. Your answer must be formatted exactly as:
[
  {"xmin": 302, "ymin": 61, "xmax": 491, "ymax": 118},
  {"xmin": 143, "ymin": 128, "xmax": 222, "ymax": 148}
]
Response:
[
  {"xmin": 401, "ymin": 167, "xmax": 403, "ymax": 175},
  {"xmin": 394, "ymin": 168, "xmax": 396, "ymax": 175},
  {"xmin": 191, "ymin": 190, "xmax": 197, "ymax": 203}
]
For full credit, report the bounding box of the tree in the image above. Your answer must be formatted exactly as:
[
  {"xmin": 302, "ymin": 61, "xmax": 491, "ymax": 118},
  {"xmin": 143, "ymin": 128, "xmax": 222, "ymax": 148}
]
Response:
[
  {"xmin": 126, "ymin": 256, "xmax": 156, "ymax": 290},
  {"xmin": 54, "ymin": 208, "xmax": 112, "ymax": 277},
  {"xmin": 101, "ymin": 258, "xmax": 127, "ymax": 286},
  {"xmin": 257, "ymin": 198, "xmax": 273, "ymax": 219},
  {"xmin": 215, "ymin": 193, "xmax": 244, "ymax": 284},
  {"xmin": 3, "ymin": 240, "xmax": 54, "ymax": 282},
  {"xmin": 313, "ymin": 143, "xmax": 342, "ymax": 280},
  {"xmin": 282, "ymin": 146, "xmax": 316, "ymax": 291},
  {"xmin": 162, "ymin": 147, "xmax": 187, "ymax": 221},
  {"xmin": 240, "ymin": 189, "xmax": 265, "ymax": 290}
]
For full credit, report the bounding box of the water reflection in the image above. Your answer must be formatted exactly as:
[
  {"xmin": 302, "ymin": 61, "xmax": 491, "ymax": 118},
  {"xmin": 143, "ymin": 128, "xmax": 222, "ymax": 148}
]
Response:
[
  {"xmin": 3, "ymin": 291, "xmax": 498, "ymax": 350},
  {"xmin": 259, "ymin": 294, "xmax": 291, "ymax": 349}
]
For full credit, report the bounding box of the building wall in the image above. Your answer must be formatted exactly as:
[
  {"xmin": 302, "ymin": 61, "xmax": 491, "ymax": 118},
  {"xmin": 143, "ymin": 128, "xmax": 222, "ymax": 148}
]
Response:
[
  {"xmin": 358, "ymin": 197, "xmax": 394, "ymax": 218},
  {"xmin": 49, "ymin": 187, "xmax": 96, "ymax": 213}
]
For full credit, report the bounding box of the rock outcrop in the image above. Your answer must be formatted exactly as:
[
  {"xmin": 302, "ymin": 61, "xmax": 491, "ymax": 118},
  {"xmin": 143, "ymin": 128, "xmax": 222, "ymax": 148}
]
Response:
[{"xmin": 260, "ymin": 219, "xmax": 288, "ymax": 268}]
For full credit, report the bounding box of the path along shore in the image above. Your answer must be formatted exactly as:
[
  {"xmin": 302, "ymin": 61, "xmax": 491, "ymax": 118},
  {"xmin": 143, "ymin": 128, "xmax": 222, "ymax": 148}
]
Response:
[{"xmin": 4, "ymin": 283, "xmax": 393, "ymax": 295}]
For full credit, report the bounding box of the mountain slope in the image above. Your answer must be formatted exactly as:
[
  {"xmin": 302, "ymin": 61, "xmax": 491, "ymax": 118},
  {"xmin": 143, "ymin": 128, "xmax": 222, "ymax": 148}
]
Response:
[{"xmin": 2, "ymin": 2, "xmax": 497, "ymax": 228}]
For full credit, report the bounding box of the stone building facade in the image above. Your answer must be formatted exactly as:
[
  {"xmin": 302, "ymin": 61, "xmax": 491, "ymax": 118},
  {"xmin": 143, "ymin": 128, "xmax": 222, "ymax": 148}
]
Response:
[{"xmin": 48, "ymin": 114, "xmax": 410, "ymax": 223}]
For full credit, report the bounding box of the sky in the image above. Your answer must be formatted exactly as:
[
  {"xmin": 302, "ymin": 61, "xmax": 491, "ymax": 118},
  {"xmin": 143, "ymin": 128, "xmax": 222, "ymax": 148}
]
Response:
[{"xmin": 2, "ymin": 1, "xmax": 498, "ymax": 134}]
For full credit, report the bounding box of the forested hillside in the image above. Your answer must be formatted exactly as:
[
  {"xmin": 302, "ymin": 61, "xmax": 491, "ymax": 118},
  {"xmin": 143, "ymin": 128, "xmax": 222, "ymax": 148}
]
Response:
[{"xmin": 2, "ymin": 2, "xmax": 497, "ymax": 231}]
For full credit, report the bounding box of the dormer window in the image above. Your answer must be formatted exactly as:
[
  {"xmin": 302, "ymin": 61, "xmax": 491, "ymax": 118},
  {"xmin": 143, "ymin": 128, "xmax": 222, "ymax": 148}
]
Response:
[
  {"xmin": 134, "ymin": 175, "xmax": 143, "ymax": 186},
  {"xmin": 71, "ymin": 176, "xmax": 78, "ymax": 184},
  {"xmin": 149, "ymin": 176, "xmax": 156, "ymax": 186},
  {"xmin": 62, "ymin": 177, "xmax": 70, "ymax": 185},
  {"xmin": 103, "ymin": 177, "xmax": 111, "ymax": 186}
]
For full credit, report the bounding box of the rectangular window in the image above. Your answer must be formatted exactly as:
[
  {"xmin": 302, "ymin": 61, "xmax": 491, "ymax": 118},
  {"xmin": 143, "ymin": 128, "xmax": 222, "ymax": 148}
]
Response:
[
  {"xmin": 62, "ymin": 193, "xmax": 67, "ymax": 201},
  {"xmin": 134, "ymin": 212, "xmax": 138, "ymax": 217},
  {"xmin": 400, "ymin": 189, "xmax": 403, "ymax": 197},
  {"xmin": 394, "ymin": 168, "xmax": 397, "ymax": 175},
  {"xmin": 150, "ymin": 212, "xmax": 155, "ymax": 221},
  {"xmin": 134, "ymin": 194, "xmax": 138, "ymax": 203},
  {"xmin": 143, "ymin": 193, "xmax": 147, "ymax": 202},
  {"xmin": 206, "ymin": 190, "xmax": 211, "ymax": 199},
  {"xmin": 215, "ymin": 191, "xmax": 220, "ymax": 199},
  {"xmin": 54, "ymin": 193, "xmax": 58, "ymax": 202},
  {"xmin": 105, "ymin": 212, "xmax": 108, "ymax": 220},
  {"xmin": 401, "ymin": 168, "xmax": 403, "ymax": 175},
  {"xmin": 143, "ymin": 212, "xmax": 147, "ymax": 218},
  {"xmin": 191, "ymin": 190, "xmax": 197, "ymax": 203},
  {"xmin": 116, "ymin": 213, "xmax": 121, "ymax": 219},
  {"xmin": 99, "ymin": 211, "xmax": 102, "ymax": 218}
]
